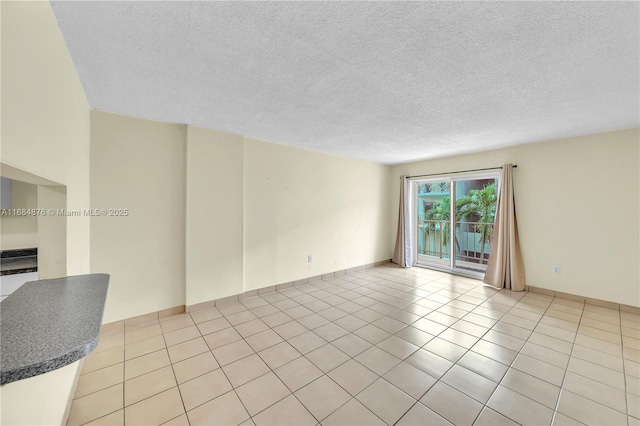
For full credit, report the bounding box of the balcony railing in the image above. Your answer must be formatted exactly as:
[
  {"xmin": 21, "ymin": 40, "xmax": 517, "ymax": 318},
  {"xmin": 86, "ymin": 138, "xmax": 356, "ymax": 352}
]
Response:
[{"xmin": 418, "ymin": 220, "xmax": 494, "ymax": 267}]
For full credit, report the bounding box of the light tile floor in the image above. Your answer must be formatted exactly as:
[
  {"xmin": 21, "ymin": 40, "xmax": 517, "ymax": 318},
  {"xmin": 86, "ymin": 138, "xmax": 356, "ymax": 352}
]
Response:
[{"xmin": 68, "ymin": 264, "xmax": 640, "ymax": 426}]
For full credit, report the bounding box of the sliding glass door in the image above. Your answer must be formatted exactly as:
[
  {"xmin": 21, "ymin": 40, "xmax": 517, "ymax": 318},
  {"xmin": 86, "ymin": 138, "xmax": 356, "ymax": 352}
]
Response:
[
  {"xmin": 414, "ymin": 173, "xmax": 498, "ymax": 277},
  {"xmin": 416, "ymin": 180, "xmax": 451, "ymax": 268}
]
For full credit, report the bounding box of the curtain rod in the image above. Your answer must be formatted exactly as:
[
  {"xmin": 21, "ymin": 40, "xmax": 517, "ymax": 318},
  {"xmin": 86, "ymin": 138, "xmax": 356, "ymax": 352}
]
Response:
[{"xmin": 402, "ymin": 165, "xmax": 517, "ymax": 179}]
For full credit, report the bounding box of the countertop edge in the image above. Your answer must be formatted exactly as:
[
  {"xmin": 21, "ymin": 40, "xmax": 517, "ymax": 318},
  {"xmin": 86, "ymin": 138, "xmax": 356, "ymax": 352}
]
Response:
[
  {"xmin": 0, "ymin": 274, "xmax": 110, "ymax": 386},
  {"xmin": 0, "ymin": 337, "xmax": 98, "ymax": 385}
]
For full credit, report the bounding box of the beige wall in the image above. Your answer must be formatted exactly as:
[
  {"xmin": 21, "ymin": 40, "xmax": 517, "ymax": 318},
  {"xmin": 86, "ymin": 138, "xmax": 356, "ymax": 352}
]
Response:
[
  {"xmin": 37, "ymin": 185, "xmax": 67, "ymax": 278},
  {"xmin": 186, "ymin": 126, "xmax": 244, "ymax": 305},
  {"xmin": 0, "ymin": 1, "xmax": 90, "ymax": 423},
  {"xmin": 0, "ymin": 180, "xmax": 38, "ymax": 250},
  {"xmin": 1, "ymin": 0, "xmax": 91, "ymax": 276},
  {"xmin": 93, "ymin": 116, "xmax": 392, "ymax": 314},
  {"xmin": 0, "ymin": 360, "xmax": 82, "ymax": 426},
  {"xmin": 244, "ymin": 138, "xmax": 392, "ymax": 291},
  {"xmin": 91, "ymin": 111, "xmax": 187, "ymax": 322},
  {"xmin": 391, "ymin": 128, "xmax": 640, "ymax": 307},
  {"xmin": 97, "ymin": 119, "xmax": 392, "ymax": 313}
]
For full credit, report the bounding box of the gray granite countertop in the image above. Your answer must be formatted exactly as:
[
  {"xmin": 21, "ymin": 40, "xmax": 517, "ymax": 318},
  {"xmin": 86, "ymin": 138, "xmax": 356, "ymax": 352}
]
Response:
[{"xmin": 0, "ymin": 274, "xmax": 109, "ymax": 385}]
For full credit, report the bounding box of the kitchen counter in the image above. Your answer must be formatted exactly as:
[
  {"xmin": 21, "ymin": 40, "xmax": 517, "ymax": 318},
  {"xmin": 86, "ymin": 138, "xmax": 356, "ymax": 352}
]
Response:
[
  {"xmin": 0, "ymin": 248, "xmax": 38, "ymax": 276},
  {"xmin": 0, "ymin": 274, "xmax": 109, "ymax": 385}
]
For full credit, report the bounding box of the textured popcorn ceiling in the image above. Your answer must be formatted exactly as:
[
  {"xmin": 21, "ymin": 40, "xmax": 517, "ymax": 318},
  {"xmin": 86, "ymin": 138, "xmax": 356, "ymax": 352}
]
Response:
[{"xmin": 51, "ymin": 1, "xmax": 639, "ymax": 164}]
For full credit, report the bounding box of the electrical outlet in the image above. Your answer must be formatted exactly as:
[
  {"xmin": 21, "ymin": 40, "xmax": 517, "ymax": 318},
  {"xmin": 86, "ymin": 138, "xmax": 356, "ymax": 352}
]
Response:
[
  {"xmin": 552, "ymin": 265, "xmax": 561, "ymax": 274},
  {"xmin": 308, "ymin": 255, "xmax": 313, "ymax": 263}
]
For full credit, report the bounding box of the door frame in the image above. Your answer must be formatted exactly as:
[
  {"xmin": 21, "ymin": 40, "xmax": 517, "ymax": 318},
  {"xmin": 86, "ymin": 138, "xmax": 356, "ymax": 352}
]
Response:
[{"xmin": 409, "ymin": 171, "xmax": 500, "ymax": 279}]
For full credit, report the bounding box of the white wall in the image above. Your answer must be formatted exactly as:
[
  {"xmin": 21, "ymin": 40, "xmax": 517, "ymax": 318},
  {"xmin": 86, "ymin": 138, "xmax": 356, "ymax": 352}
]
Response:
[
  {"xmin": 244, "ymin": 138, "xmax": 392, "ymax": 291},
  {"xmin": 391, "ymin": 128, "xmax": 640, "ymax": 307},
  {"xmin": 186, "ymin": 126, "xmax": 244, "ymax": 305},
  {"xmin": 1, "ymin": 0, "xmax": 90, "ymax": 276},
  {"xmin": 0, "ymin": 1, "xmax": 90, "ymax": 423},
  {"xmin": 90, "ymin": 111, "xmax": 186, "ymax": 322}
]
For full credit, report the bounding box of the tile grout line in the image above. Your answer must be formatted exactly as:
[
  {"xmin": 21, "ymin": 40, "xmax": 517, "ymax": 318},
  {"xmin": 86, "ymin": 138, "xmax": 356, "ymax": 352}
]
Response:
[
  {"xmin": 288, "ymin": 276, "xmax": 410, "ymax": 425},
  {"xmin": 491, "ymin": 291, "xmax": 563, "ymax": 425},
  {"xmin": 161, "ymin": 314, "xmax": 189, "ymax": 424},
  {"xmin": 123, "ymin": 320, "xmax": 188, "ymax": 422},
  {"xmin": 320, "ymin": 274, "xmax": 496, "ymax": 425},
  {"xmin": 230, "ymin": 291, "xmax": 322, "ymax": 424},
  {"xmin": 122, "ymin": 338, "xmax": 125, "ymax": 425},
  {"xmin": 408, "ymin": 277, "xmax": 508, "ymax": 422},
  {"xmin": 75, "ymin": 322, "xmax": 166, "ymax": 424},
  {"xmin": 87, "ymin": 317, "xmax": 204, "ymax": 423},
  {"xmin": 216, "ymin": 297, "xmax": 289, "ymax": 424},
  {"xmin": 412, "ymin": 284, "xmax": 581, "ymax": 423},
  {"xmin": 85, "ymin": 275, "xmax": 494, "ymax": 425},
  {"xmin": 549, "ymin": 297, "xmax": 587, "ymax": 425},
  {"xmin": 166, "ymin": 301, "xmax": 274, "ymax": 420},
  {"xmin": 259, "ymin": 274, "xmax": 439, "ymax": 425},
  {"xmin": 619, "ymin": 307, "xmax": 630, "ymax": 426},
  {"xmin": 561, "ymin": 306, "xmax": 633, "ymax": 421},
  {"xmin": 390, "ymin": 272, "xmax": 632, "ymax": 424},
  {"xmin": 75, "ymin": 266, "xmax": 638, "ymax": 426},
  {"xmin": 417, "ymin": 285, "xmax": 520, "ymax": 425},
  {"xmin": 82, "ymin": 286, "xmax": 492, "ymax": 426},
  {"xmin": 253, "ymin": 283, "xmax": 363, "ymax": 425},
  {"xmin": 218, "ymin": 287, "xmax": 339, "ymax": 424}
]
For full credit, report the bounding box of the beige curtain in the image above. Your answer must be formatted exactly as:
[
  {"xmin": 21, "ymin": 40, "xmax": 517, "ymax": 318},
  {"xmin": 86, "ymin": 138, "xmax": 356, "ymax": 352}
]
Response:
[
  {"xmin": 392, "ymin": 176, "xmax": 412, "ymax": 267},
  {"xmin": 483, "ymin": 164, "xmax": 526, "ymax": 290}
]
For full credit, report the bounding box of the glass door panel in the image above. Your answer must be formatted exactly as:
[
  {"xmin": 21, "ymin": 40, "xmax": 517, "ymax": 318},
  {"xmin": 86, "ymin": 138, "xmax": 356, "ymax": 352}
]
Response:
[
  {"xmin": 453, "ymin": 178, "xmax": 498, "ymax": 274},
  {"xmin": 416, "ymin": 181, "xmax": 451, "ymax": 268}
]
